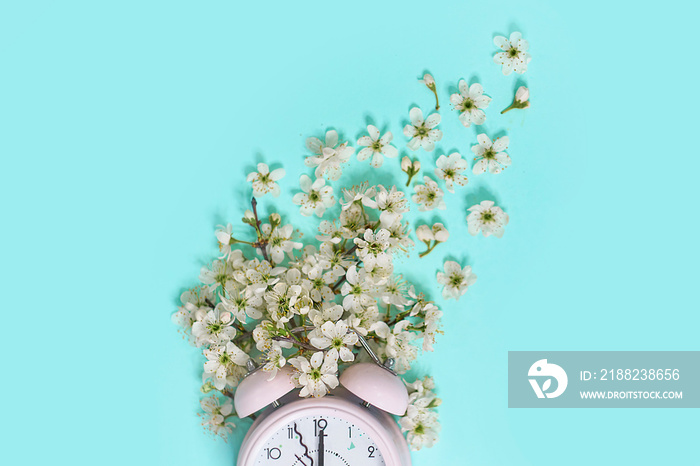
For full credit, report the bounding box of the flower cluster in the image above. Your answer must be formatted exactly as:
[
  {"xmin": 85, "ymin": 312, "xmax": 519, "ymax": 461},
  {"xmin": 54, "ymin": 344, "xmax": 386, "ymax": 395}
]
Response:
[
  {"xmin": 174, "ymin": 178, "xmax": 443, "ymax": 434},
  {"xmin": 399, "ymin": 377, "xmax": 442, "ymax": 450},
  {"xmin": 175, "ymin": 29, "xmax": 532, "ymax": 453}
]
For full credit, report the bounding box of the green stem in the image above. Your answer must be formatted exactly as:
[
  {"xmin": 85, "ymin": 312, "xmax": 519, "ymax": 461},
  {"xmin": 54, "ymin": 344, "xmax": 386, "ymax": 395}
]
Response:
[
  {"xmin": 405, "ymin": 173, "xmax": 415, "ymax": 187},
  {"xmin": 431, "ymin": 88, "xmax": 440, "ymax": 110},
  {"xmin": 418, "ymin": 242, "xmax": 437, "ymax": 258}
]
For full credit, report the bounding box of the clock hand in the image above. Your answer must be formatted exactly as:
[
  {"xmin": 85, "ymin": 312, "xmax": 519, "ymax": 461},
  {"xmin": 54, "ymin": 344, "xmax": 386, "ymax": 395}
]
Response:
[
  {"xmin": 318, "ymin": 427, "xmax": 326, "ymax": 466},
  {"xmin": 293, "ymin": 423, "xmax": 313, "ymax": 466}
]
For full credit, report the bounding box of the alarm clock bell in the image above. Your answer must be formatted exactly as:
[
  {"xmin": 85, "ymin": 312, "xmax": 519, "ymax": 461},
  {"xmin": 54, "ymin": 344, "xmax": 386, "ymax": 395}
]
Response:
[
  {"xmin": 234, "ymin": 331, "xmax": 408, "ymax": 417},
  {"xmin": 234, "ymin": 360, "xmax": 295, "ymax": 418},
  {"xmin": 338, "ymin": 333, "xmax": 409, "ymax": 416}
]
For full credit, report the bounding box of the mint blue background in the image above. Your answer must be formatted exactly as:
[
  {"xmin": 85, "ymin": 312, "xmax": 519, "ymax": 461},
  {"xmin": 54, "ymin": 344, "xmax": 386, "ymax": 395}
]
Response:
[{"xmin": 2, "ymin": 1, "xmax": 698, "ymax": 465}]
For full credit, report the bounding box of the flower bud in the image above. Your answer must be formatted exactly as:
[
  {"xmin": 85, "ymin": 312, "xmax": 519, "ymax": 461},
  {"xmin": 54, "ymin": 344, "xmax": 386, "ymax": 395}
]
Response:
[
  {"xmin": 428, "ymin": 397, "xmax": 442, "ymax": 407},
  {"xmin": 432, "ymin": 223, "xmax": 449, "ymax": 242},
  {"xmin": 515, "ymin": 86, "xmax": 529, "ymax": 103},
  {"xmin": 413, "ymin": 160, "xmax": 421, "ymax": 172},
  {"xmin": 401, "ymin": 156, "xmax": 412, "ymax": 172},
  {"xmin": 420, "ymin": 73, "xmax": 435, "ymax": 88},
  {"xmin": 200, "ymin": 381, "xmax": 215, "ymax": 393},
  {"xmin": 501, "ymin": 86, "xmax": 530, "ymax": 113},
  {"xmin": 268, "ymin": 213, "xmax": 281, "ymax": 228},
  {"xmin": 416, "ymin": 224, "xmax": 435, "ymax": 243}
]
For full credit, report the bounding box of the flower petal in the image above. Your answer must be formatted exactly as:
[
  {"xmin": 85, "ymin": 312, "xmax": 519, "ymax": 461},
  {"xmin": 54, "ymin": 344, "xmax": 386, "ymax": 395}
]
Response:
[
  {"xmin": 367, "ymin": 125, "xmax": 380, "ymax": 141},
  {"xmin": 424, "ymin": 113, "xmax": 441, "ymax": 129},
  {"xmin": 494, "ymin": 35, "xmax": 509, "ymax": 50},
  {"xmin": 299, "ymin": 174, "xmax": 312, "ymax": 192},
  {"xmin": 493, "ymin": 136, "xmax": 509, "ymax": 152},
  {"xmin": 357, "ymin": 147, "xmax": 373, "ymax": 161},
  {"xmin": 409, "ymin": 107, "xmax": 424, "ymax": 126},
  {"xmin": 477, "ymin": 133, "xmax": 492, "ymax": 147}
]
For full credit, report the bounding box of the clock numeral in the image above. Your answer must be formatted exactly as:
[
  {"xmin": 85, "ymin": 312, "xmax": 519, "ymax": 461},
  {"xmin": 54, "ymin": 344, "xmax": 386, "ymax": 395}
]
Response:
[
  {"xmin": 368, "ymin": 446, "xmax": 376, "ymax": 458},
  {"xmin": 288, "ymin": 426, "xmax": 293, "ymax": 439},
  {"xmin": 348, "ymin": 426, "xmax": 352, "ymax": 438},
  {"xmin": 264, "ymin": 447, "xmax": 281, "ymax": 460},
  {"xmin": 313, "ymin": 418, "xmax": 327, "ymax": 436}
]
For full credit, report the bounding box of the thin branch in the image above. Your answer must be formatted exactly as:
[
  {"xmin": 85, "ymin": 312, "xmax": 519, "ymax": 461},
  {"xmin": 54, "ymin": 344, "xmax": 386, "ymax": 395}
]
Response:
[
  {"xmin": 250, "ymin": 197, "xmax": 271, "ymax": 263},
  {"xmin": 343, "ymin": 244, "xmax": 358, "ymax": 257},
  {"xmin": 233, "ymin": 331, "xmax": 253, "ymax": 344},
  {"xmin": 289, "ymin": 325, "xmax": 316, "ymax": 334},
  {"xmin": 273, "ymin": 336, "xmax": 318, "ymax": 352}
]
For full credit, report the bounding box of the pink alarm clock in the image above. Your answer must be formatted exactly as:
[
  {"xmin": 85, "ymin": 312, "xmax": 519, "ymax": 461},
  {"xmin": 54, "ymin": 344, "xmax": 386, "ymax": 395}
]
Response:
[{"xmin": 234, "ymin": 334, "xmax": 412, "ymax": 465}]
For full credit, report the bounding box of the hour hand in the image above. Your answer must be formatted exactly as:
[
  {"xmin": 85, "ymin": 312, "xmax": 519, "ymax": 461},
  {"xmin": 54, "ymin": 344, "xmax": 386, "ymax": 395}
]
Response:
[{"xmin": 318, "ymin": 428, "xmax": 326, "ymax": 466}]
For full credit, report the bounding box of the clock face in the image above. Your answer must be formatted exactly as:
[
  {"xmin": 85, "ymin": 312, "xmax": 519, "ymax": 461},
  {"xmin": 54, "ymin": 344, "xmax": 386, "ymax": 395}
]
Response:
[{"xmin": 254, "ymin": 414, "xmax": 386, "ymax": 466}]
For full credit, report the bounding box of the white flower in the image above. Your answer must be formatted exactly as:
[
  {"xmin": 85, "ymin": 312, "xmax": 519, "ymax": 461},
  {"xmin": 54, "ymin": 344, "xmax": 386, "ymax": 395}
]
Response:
[
  {"xmin": 436, "ymin": 261, "xmax": 477, "ymax": 300},
  {"xmin": 422, "ymin": 303, "xmax": 443, "ymax": 352},
  {"xmin": 449, "ymin": 80, "xmax": 491, "ymax": 127},
  {"xmin": 308, "ymin": 303, "xmax": 344, "ymax": 327},
  {"xmin": 309, "ymin": 320, "xmax": 359, "ymax": 362},
  {"xmin": 347, "ymin": 304, "xmax": 381, "ymax": 336},
  {"xmin": 199, "ymin": 259, "xmax": 233, "ymax": 291},
  {"xmin": 375, "ymin": 185, "xmax": 409, "ymax": 228},
  {"xmin": 467, "ymin": 200, "xmax": 509, "ymax": 238},
  {"xmin": 200, "ymin": 395, "xmax": 235, "ymax": 437},
  {"xmin": 305, "ymin": 130, "xmax": 355, "ymax": 180},
  {"xmin": 437, "ymin": 261, "xmax": 476, "ymax": 300},
  {"xmin": 386, "ymin": 219, "xmax": 415, "ymax": 252},
  {"xmin": 411, "ymin": 176, "xmax": 446, "ymax": 211},
  {"xmin": 403, "ymin": 107, "xmax": 442, "ymax": 152},
  {"xmin": 263, "ymin": 224, "xmax": 303, "ymax": 264},
  {"xmin": 471, "ymin": 134, "xmax": 511, "ymax": 174},
  {"xmin": 354, "ymin": 228, "xmax": 392, "ymax": 272},
  {"xmin": 371, "ymin": 320, "xmax": 417, "ymax": 374},
  {"xmin": 406, "ymin": 376, "xmax": 436, "ymax": 394},
  {"xmin": 399, "ymin": 410, "xmax": 440, "ymax": 451},
  {"xmin": 315, "ymin": 220, "xmax": 354, "ymax": 245},
  {"xmin": 340, "ymin": 265, "xmax": 375, "ymax": 311},
  {"xmin": 262, "ymin": 344, "xmax": 287, "ymax": 380},
  {"xmin": 219, "ymin": 285, "xmax": 263, "ymax": 323},
  {"xmin": 252, "ymin": 320, "xmax": 293, "ymax": 352},
  {"xmin": 377, "ymin": 275, "xmax": 411, "ymax": 310},
  {"xmin": 292, "ymin": 175, "xmax": 335, "ymax": 217},
  {"xmin": 203, "ymin": 342, "xmax": 250, "ymax": 390},
  {"xmin": 493, "ymin": 31, "xmax": 532, "ymax": 75},
  {"xmin": 192, "ymin": 308, "xmax": 236, "ymax": 346},
  {"xmin": 434, "ymin": 153, "xmax": 468, "ymax": 193},
  {"xmin": 244, "ymin": 259, "xmax": 284, "ymax": 294},
  {"xmin": 215, "ymin": 224, "xmax": 235, "ymax": 258},
  {"xmin": 289, "ymin": 351, "xmax": 339, "ymax": 398},
  {"xmin": 173, "ymin": 286, "xmax": 212, "ymax": 337},
  {"xmin": 246, "ymin": 163, "xmax": 285, "ymax": 197},
  {"xmin": 356, "ymin": 125, "xmax": 398, "ymax": 168},
  {"xmin": 340, "ymin": 182, "xmax": 377, "ymax": 211}
]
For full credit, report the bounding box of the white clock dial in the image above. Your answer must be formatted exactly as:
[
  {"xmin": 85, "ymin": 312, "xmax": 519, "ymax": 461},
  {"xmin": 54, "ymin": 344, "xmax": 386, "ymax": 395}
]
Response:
[{"xmin": 254, "ymin": 415, "xmax": 386, "ymax": 466}]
